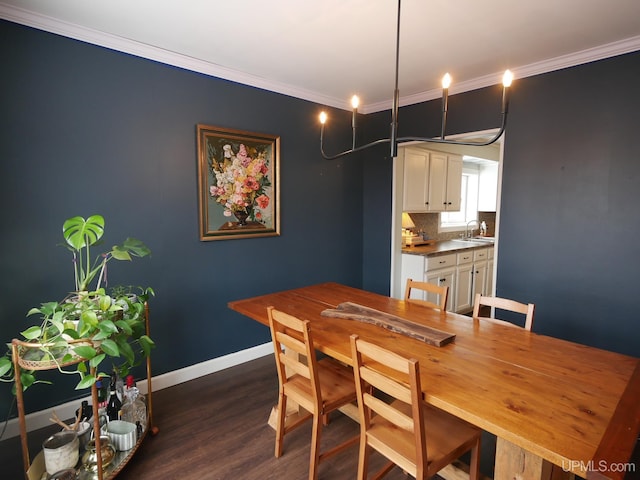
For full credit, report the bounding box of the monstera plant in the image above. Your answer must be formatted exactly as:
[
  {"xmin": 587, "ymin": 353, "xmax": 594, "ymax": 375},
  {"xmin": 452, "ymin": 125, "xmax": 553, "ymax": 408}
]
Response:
[{"xmin": 0, "ymin": 215, "xmax": 155, "ymax": 391}]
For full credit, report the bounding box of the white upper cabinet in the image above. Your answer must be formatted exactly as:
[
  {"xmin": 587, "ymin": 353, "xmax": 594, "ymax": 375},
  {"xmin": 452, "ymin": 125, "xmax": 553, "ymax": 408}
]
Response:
[
  {"xmin": 443, "ymin": 154, "xmax": 462, "ymax": 211},
  {"xmin": 401, "ymin": 147, "xmax": 462, "ymax": 212},
  {"xmin": 402, "ymin": 149, "xmax": 430, "ymax": 211}
]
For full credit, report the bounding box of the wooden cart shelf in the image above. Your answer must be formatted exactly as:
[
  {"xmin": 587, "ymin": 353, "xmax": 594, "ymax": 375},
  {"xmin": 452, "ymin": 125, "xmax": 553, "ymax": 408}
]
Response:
[{"xmin": 12, "ymin": 303, "xmax": 158, "ymax": 480}]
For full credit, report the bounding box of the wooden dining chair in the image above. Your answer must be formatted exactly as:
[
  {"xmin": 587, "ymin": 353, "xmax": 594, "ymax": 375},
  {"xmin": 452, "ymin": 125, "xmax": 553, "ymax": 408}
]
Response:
[
  {"xmin": 472, "ymin": 293, "xmax": 535, "ymax": 331},
  {"xmin": 267, "ymin": 306, "xmax": 359, "ymax": 480},
  {"xmin": 350, "ymin": 334, "xmax": 481, "ymax": 480},
  {"xmin": 404, "ymin": 278, "xmax": 449, "ymax": 311}
]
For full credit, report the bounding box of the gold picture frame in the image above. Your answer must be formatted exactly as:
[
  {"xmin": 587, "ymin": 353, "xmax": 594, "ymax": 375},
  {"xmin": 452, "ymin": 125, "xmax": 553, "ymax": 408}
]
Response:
[{"xmin": 197, "ymin": 124, "xmax": 280, "ymax": 241}]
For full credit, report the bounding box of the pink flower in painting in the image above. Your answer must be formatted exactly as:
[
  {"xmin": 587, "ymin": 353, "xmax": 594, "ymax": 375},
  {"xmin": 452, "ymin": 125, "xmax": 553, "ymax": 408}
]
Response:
[
  {"xmin": 245, "ymin": 177, "xmax": 260, "ymax": 191},
  {"xmin": 236, "ymin": 144, "xmax": 252, "ymax": 167},
  {"xmin": 209, "ymin": 143, "xmax": 271, "ymax": 223},
  {"xmin": 256, "ymin": 194, "xmax": 269, "ymax": 209}
]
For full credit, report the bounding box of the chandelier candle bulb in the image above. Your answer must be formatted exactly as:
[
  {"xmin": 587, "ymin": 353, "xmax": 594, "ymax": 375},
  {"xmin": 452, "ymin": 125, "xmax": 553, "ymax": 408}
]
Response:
[
  {"xmin": 441, "ymin": 73, "xmax": 451, "ymax": 139},
  {"xmin": 502, "ymin": 69, "xmax": 513, "ymax": 87},
  {"xmin": 502, "ymin": 69, "xmax": 513, "ymax": 113},
  {"xmin": 351, "ymin": 95, "xmax": 359, "ymax": 148},
  {"xmin": 351, "ymin": 95, "xmax": 359, "ymax": 128},
  {"xmin": 441, "ymin": 73, "xmax": 452, "ymax": 89}
]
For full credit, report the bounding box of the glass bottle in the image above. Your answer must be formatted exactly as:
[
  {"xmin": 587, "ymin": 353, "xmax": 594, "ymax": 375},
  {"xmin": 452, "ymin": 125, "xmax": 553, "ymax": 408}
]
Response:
[
  {"xmin": 124, "ymin": 374, "xmax": 135, "ymax": 398},
  {"xmin": 112, "ymin": 368, "xmax": 124, "ymax": 403},
  {"xmin": 125, "ymin": 375, "xmax": 146, "ymax": 408},
  {"xmin": 75, "ymin": 400, "xmax": 93, "ymax": 421},
  {"xmin": 106, "ymin": 383, "xmax": 122, "ymax": 421},
  {"xmin": 96, "ymin": 379, "xmax": 107, "ymax": 408},
  {"xmin": 120, "ymin": 386, "xmax": 147, "ymax": 435}
]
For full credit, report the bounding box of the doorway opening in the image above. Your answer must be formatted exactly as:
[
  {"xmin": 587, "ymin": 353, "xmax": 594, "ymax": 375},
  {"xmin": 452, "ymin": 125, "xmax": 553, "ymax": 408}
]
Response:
[{"xmin": 389, "ymin": 129, "xmax": 504, "ymax": 299}]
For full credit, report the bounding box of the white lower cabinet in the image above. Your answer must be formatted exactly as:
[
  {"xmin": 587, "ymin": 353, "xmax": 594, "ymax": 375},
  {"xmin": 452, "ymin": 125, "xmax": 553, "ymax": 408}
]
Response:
[
  {"xmin": 472, "ymin": 259, "xmax": 488, "ymax": 300},
  {"xmin": 455, "ymin": 251, "xmax": 474, "ymax": 312},
  {"xmin": 425, "ymin": 266, "xmax": 455, "ymax": 311},
  {"xmin": 401, "ymin": 253, "xmax": 456, "ymax": 311},
  {"xmin": 401, "ymin": 246, "xmax": 494, "ymax": 313},
  {"xmin": 401, "ymin": 254, "xmax": 426, "ymax": 292},
  {"xmin": 425, "ymin": 254, "xmax": 457, "ymax": 311},
  {"xmin": 455, "ymin": 248, "xmax": 491, "ymax": 313}
]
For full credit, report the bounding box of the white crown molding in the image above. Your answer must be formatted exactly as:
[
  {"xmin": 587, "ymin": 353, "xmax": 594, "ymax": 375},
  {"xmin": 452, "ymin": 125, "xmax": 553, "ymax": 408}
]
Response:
[
  {"xmin": 0, "ymin": 4, "xmax": 346, "ymax": 110},
  {"xmin": 363, "ymin": 35, "xmax": 640, "ymax": 114},
  {"xmin": 2, "ymin": 3, "xmax": 640, "ymax": 114}
]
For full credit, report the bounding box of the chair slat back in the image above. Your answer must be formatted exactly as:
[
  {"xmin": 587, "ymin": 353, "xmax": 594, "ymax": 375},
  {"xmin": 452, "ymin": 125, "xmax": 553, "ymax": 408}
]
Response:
[
  {"xmin": 350, "ymin": 334, "xmax": 426, "ymax": 474},
  {"xmin": 268, "ymin": 307, "xmax": 321, "ymax": 404},
  {"xmin": 472, "ymin": 293, "xmax": 535, "ymax": 331},
  {"xmin": 274, "ymin": 330, "xmax": 307, "ymax": 356},
  {"xmin": 404, "ymin": 278, "xmax": 449, "ymax": 311}
]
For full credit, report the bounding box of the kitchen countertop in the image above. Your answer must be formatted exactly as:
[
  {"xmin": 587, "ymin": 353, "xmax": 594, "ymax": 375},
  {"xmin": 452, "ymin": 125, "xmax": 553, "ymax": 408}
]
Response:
[{"xmin": 402, "ymin": 239, "xmax": 494, "ymax": 257}]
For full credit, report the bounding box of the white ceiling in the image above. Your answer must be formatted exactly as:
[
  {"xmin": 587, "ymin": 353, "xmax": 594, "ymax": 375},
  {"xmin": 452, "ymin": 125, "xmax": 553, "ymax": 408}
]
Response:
[{"xmin": 2, "ymin": 0, "xmax": 640, "ymax": 113}]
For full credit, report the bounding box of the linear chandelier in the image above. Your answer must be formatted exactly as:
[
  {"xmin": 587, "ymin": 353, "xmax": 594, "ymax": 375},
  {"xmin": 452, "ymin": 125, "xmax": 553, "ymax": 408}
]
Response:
[{"xmin": 319, "ymin": 0, "xmax": 513, "ymax": 160}]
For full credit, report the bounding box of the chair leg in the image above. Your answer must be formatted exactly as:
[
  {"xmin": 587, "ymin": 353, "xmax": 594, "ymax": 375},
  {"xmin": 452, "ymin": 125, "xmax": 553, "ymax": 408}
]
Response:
[
  {"xmin": 308, "ymin": 413, "xmax": 323, "ymax": 480},
  {"xmin": 468, "ymin": 437, "xmax": 481, "ymax": 480},
  {"xmin": 357, "ymin": 435, "xmax": 369, "ymax": 480},
  {"xmin": 274, "ymin": 393, "xmax": 287, "ymax": 458}
]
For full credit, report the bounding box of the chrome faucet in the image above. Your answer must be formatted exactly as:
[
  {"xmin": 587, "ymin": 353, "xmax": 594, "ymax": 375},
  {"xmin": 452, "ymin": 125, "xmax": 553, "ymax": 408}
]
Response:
[{"xmin": 466, "ymin": 220, "xmax": 480, "ymax": 239}]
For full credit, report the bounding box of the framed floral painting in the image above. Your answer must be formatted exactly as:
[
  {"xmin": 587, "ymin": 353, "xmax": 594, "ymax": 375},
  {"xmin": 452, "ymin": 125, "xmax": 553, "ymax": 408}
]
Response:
[{"xmin": 197, "ymin": 124, "xmax": 280, "ymax": 240}]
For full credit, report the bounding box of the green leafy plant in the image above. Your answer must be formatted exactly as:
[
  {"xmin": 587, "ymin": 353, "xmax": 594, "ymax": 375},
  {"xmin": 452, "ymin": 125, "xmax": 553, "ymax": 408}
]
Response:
[
  {"xmin": 63, "ymin": 215, "xmax": 150, "ymax": 292},
  {"xmin": 0, "ymin": 215, "xmax": 155, "ymax": 391}
]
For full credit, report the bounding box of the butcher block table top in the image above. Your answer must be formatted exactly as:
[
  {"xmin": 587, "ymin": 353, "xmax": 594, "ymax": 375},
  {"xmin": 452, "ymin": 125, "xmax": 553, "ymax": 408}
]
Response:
[{"xmin": 229, "ymin": 282, "xmax": 640, "ymax": 480}]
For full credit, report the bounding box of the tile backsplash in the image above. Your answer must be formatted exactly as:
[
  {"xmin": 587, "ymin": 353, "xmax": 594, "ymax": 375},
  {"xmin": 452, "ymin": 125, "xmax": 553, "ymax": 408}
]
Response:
[{"xmin": 405, "ymin": 211, "xmax": 496, "ymax": 241}]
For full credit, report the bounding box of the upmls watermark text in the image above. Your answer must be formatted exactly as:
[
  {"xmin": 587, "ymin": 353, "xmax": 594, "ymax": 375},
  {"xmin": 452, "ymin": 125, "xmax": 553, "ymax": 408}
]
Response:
[{"xmin": 562, "ymin": 460, "xmax": 636, "ymax": 474}]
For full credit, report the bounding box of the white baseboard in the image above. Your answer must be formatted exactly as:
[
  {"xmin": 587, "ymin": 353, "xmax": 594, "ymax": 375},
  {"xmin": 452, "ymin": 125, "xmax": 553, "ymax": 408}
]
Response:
[{"xmin": 1, "ymin": 342, "xmax": 273, "ymax": 440}]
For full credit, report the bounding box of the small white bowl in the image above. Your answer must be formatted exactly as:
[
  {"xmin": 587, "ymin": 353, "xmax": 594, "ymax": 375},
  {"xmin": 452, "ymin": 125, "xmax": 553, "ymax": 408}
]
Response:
[
  {"xmin": 103, "ymin": 420, "xmax": 136, "ymax": 451},
  {"xmin": 43, "ymin": 431, "xmax": 79, "ymax": 475}
]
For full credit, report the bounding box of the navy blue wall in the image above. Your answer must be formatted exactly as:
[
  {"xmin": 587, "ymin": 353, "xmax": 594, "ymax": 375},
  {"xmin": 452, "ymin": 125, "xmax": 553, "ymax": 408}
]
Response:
[
  {"xmin": 0, "ymin": 20, "xmax": 363, "ymax": 414},
  {"xmin": 496, "ymin": 53, "xmax": 640, "ymax": 356},
  {"xmin": 1, "ymin": 19, "xmax": 639, "ymax": 420},
  {"xmin": 367, "ymin": 52, "xmax": 639, "ymax": 357}
]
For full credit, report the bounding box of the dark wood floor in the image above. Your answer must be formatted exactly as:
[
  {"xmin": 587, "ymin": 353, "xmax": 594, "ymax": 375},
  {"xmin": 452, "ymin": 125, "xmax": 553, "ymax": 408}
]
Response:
[
  {"xmin": 1, "ymin": 355, "xmax": 443, "ymax": 479},
  {"xmin": 3, "ymin": 354, "xmax": 637, "ymax": 480}
]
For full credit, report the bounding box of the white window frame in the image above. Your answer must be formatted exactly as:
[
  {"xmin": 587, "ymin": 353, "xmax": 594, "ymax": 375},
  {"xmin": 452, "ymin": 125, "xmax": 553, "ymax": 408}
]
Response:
[{"xmin": 439, "ymin": 167, "xmax": 479, "ymax": 232}]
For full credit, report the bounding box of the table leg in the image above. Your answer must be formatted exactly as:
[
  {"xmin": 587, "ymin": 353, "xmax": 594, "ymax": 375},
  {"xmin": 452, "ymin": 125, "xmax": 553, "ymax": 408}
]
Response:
[{"xmin": 494, "ymin": 437, "xmax": 574, "ymax": 480}]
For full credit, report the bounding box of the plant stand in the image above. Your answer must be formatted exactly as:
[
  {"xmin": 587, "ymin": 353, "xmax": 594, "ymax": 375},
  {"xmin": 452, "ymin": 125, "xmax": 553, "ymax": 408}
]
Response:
[{"xmin": 12, "ymin": 303, "xmax": 158, "ymax": 480}]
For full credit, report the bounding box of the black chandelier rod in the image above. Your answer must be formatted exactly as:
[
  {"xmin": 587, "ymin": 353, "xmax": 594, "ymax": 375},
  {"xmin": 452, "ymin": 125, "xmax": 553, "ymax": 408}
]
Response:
[
  {"xmin": 388, "ymin": 0, "xmax": 401, "ymax": 161},
  {"xmin": 319, "ymin": 0, "xmax": 512, "ymax": 161}
]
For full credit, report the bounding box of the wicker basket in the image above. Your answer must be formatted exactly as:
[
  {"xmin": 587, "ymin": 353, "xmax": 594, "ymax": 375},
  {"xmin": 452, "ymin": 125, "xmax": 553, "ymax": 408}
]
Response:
[{"xmin": 13, "ymin": 338, "xmax": 94, "ymax": 371}]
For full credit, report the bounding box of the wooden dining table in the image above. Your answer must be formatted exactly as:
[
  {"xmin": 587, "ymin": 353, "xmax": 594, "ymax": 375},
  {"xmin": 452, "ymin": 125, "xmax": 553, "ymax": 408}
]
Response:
[{"xmin": 228, "ymin": 282, "xmax": 640, "ymax": 480}]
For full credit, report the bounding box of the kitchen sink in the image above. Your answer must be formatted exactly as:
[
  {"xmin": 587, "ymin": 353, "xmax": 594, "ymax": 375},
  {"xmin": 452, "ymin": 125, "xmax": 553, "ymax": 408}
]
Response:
[{"xmin": 453, "ymin": 237, "xmax": 495, "ymax": 244}]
